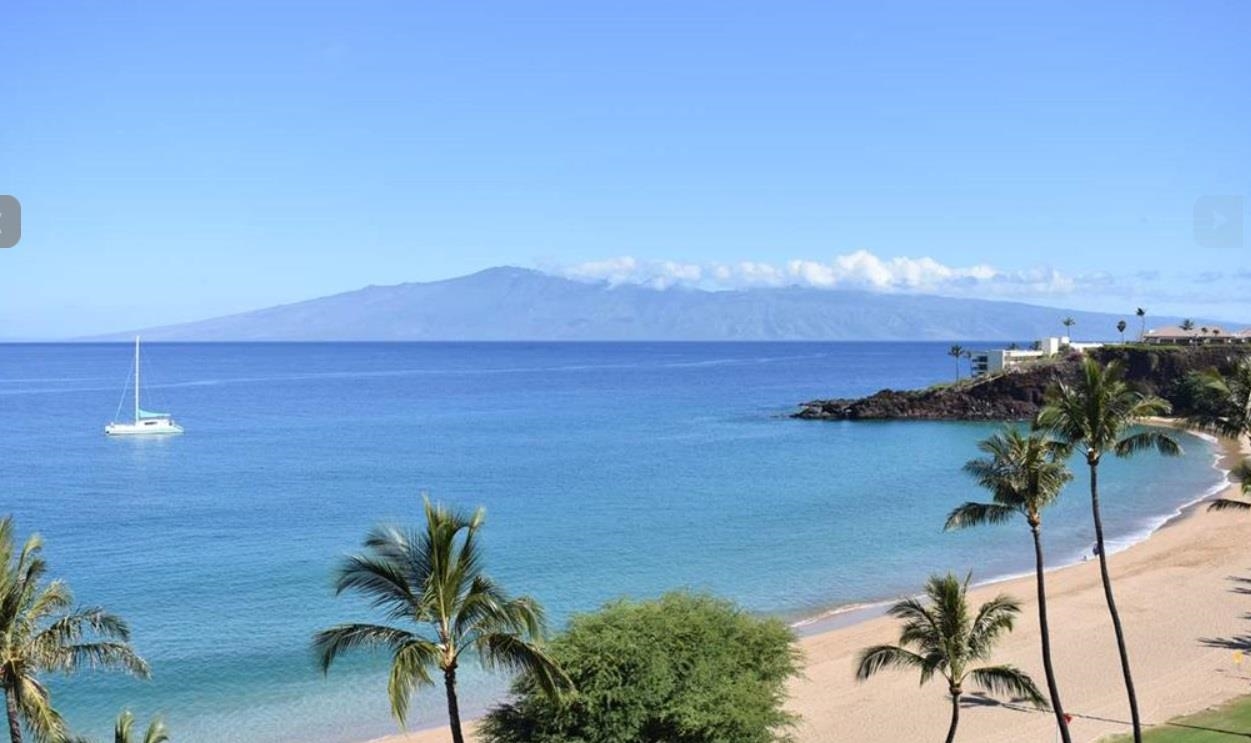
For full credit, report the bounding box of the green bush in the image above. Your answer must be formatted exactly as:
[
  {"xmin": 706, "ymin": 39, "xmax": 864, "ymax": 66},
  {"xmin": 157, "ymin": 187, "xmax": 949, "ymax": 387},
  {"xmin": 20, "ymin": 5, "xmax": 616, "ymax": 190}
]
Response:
[{"xmin": 480, "ymin": 592, "xmax": 801, "ymax": 743}]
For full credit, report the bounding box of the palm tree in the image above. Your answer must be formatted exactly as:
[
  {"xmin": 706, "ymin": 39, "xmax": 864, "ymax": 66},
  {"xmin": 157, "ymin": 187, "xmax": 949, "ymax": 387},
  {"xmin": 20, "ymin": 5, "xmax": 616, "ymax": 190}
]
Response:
[
  {"xmin": 1061, "ymin": 317, "xmax": 1076, "ymax": 336},
  {"xmin": 948, "ymin": 345, "xmax": 965, "ymax": 381},
  {"xmin": 856, "ymin": 573, "xmax": 1046, "ymax": 743},
  {"xmin": 1181, "ymin": 318, "xmax": 1196, "ymax": 331},
  {"xmin": 1186, "ymin": 360, "xmax": 1251, "ymax": 512},
  {"xmin": 0, "ymin": 518, "xmax": 149, "ymax": 743},
  {"xmin": 1037, "ymin": 359, "xmax": 1180, "ymax": 742},
  {"xmin": 1116, "ymin": 320, "xmax": 1127, "ymax": 343},
  {"xmin": 1187, "ymin": 361, "xmax": 1251, "ymax": 440},
  {"xmin": 1136, "ymin": 307, "xmax": 1146, "ymax": 340},
  {"xmin": 112, "ymin": 711, "xmax": 167, "ymax": 743},
  {"xmin": 314, "ymin": 498, "xmax": 569, "ymax": 743},
  {"xmin": 945, "ymin": 428, "xmax": 1074, "ymax": 742},
  {"xmin": 66, "ymin": 710, "xmax": 169, "ymax": 743}
]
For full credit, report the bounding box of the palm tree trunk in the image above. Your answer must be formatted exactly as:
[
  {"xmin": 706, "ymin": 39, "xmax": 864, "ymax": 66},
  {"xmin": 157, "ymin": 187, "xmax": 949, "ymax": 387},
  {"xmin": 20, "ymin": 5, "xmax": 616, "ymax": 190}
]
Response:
[
  {"xmin": 1089, "ymin": 462, "xmax": 1142, "ymax": 741},
  {"xmin": 443, "ymin": 666, "xmax": 465, "ymax": 743},
  {"xmin": 944, "ymin": 690, "xmax": 961, "ymax": 743},
  {"xmin": 5, "ymin": 689, "xmax": 22, "ymax": 743},
  {"xmin": 1032, "ymin": 525, "xmax": 1071, "ymax": 743}
]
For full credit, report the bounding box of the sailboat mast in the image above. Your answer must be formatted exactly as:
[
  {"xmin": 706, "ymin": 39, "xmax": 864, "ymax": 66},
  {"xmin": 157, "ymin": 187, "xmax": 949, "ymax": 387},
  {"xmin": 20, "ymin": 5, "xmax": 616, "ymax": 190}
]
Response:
[{"xmin": 134, "ymin": 336, "xmax": 140, "ymax": 423}]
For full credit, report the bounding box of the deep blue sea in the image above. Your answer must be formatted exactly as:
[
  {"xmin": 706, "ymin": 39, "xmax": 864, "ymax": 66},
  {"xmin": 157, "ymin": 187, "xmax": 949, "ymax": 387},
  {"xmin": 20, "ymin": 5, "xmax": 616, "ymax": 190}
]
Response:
[{"xmin": 0, "ymin": 342, "xmax": 1225, "ymax": 742}]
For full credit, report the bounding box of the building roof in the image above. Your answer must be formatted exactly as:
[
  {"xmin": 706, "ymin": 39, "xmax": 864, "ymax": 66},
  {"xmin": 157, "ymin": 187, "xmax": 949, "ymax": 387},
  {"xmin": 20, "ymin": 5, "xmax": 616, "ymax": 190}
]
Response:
[{"xmin": 1144, "ymin": 325, "xmax": 1227, "ymax": 338}]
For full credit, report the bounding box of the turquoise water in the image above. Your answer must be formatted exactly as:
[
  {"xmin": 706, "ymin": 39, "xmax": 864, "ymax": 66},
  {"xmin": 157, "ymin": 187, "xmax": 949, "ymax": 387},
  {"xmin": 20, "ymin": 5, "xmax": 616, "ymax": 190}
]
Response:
[{"xmin": 0, "ymin": 342, "xmax": 1224, "ymax": 742}]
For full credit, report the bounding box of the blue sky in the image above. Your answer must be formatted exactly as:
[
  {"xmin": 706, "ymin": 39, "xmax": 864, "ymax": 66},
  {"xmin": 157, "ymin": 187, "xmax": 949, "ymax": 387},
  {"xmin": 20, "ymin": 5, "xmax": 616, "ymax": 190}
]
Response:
[{"xmin": 2, "ymin": 0, "xmax": 1248, "ymax": 336}]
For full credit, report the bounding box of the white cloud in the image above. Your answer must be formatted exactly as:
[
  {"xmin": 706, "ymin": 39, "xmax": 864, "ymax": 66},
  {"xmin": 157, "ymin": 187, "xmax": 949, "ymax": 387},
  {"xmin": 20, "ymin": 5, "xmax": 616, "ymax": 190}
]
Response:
[{"xmin": 558, "ymin": 250, "xmax": 1089, "ymax": 298}]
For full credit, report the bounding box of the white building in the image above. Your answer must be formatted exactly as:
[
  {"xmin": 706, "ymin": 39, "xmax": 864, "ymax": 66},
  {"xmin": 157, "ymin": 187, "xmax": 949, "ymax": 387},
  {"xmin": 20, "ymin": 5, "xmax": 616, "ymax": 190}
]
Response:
[{"xmin": 969, "ymin": 336, "xmax": 1103, "ymax": 377}]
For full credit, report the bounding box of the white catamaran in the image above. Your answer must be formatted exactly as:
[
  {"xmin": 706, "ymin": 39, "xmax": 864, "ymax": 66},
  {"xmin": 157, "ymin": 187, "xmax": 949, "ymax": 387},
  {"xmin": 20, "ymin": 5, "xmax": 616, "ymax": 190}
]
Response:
[{"xmin": 105, "ymin": 336, "xmax": 184, "ymax": 436}]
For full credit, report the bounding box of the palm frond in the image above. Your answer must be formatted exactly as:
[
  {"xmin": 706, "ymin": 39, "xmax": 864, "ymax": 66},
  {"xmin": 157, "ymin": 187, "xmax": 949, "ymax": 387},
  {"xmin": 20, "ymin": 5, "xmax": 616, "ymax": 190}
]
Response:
[
  {"xmin": 476, "ymin": 632, "xmax": 571, "ymax": 699},
  {"xmin": 14, "ymin": 674, "xmax": 67, "ymax": 743},
  {"xmin": 967, "ymin": 594, "xmax": 1020, "ymax": 659},
  {"xmin": 855, "ymin": 645, "xmax": 927, "ymax": 681},
  {"xmin": 115, "ymin": 709, "xmax": 135, "ymax": 743},
  {"xmin": 1234, "ymin": 458, "xmax": 1251, "ymax": 496},
  {"xmin": 386, "ymin": 639, "xmax": 440, "ymax": 725},
  {"xmin": 142, "ymin": 717, "xmax": 170, "ymax": 743},
  {"xmin": 1115, "ymin": 430, "xmax": 1181, "ymax": 458},
  {"xmin": 312, "ymin": 623, "xmax": 419, "ymax": 673},
  {"xmin": 944, "ymin": 502, "xmax": 1019, "ymax": 531},
  {"xmin": 886, "ymin": 597, "xmax": 941, "ymax": 651},
  {"xmin": 968, "ymin": 665, "xmax": 1048, "ymax": 708},
  {"xmin": 333, "ymin": 553, "xmax": 420, "ymax": 620},
  {"xmin": 34, "ymin": 607, "xmax": 133, "ymax": 648},
  {"xmin": 24, "ymin": 580, "xmax": 73, "ymax": 625},
  {"xmin": 55, "ymin": 641, "xmax": 150, "ymax": 678},
  {"xmin": 1208, "ymin": 498, "xmax": 1251, "ymax": 512}
]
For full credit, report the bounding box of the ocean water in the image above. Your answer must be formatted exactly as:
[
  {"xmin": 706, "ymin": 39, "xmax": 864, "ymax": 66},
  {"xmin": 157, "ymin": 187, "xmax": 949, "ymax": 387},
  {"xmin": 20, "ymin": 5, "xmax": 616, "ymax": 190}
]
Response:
[{"xmin": 0, "ymin": 342, "xmax": 1224, "ymax": 742}]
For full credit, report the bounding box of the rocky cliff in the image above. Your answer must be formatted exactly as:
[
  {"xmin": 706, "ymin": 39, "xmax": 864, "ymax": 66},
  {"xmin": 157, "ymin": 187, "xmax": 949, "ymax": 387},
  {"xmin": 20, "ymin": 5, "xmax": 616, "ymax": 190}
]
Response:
[{"xmin": 793, "ymin": 346, "xmax": 1250, "ymax": 422}]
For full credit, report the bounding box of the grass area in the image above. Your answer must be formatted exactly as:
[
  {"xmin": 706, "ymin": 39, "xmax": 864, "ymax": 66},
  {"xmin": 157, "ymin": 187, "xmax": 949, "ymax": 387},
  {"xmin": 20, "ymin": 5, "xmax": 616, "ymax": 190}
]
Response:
[{"xmin": 1102, "ymin": 695, "xmax": 1251, "ymax": 741}]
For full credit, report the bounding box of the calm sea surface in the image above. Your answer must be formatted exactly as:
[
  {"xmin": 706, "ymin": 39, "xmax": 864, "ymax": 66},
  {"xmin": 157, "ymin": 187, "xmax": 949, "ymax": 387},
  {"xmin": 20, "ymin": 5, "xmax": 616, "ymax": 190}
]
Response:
[{"xmin": 0, "ymin": 342, "xmax": 1224, "ymax": 742}]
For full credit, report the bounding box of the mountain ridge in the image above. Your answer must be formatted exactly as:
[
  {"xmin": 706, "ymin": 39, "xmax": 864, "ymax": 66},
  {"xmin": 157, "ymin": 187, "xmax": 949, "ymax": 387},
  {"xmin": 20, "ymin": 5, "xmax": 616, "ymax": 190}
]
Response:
[{"xmin": 86, "ymin": 266, "xmax": 1242, "ymax": 342}]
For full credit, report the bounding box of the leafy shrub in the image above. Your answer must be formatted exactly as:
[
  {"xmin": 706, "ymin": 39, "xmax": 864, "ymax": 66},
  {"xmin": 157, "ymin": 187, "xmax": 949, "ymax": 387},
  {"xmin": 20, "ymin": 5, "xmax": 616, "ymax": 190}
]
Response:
[{"xmin": 480, "ymin": 592, "xmax": 801, "ymax": 743}]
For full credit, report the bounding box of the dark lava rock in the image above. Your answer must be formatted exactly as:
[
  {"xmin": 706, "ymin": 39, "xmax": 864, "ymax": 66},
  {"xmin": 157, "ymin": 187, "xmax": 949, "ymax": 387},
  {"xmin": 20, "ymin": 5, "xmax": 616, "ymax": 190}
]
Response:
[{"xmin": 793, "ymin": 345, "xmax": 1249, "ymax": 422}]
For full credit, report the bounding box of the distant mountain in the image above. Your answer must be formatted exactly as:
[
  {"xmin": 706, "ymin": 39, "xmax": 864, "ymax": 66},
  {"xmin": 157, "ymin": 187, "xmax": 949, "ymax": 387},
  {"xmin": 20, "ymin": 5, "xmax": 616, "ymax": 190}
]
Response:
[{"xmin": 92, "ymin": 267, "xmax": 1233, "ymax": 342}]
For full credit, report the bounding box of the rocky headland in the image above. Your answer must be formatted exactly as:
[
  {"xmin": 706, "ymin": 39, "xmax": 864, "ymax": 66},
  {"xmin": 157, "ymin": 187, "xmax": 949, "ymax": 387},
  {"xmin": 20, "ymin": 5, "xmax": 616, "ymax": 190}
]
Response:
[{"xmin": 793, "ymin": 345, "xmax": 1250, "ymax": 422}]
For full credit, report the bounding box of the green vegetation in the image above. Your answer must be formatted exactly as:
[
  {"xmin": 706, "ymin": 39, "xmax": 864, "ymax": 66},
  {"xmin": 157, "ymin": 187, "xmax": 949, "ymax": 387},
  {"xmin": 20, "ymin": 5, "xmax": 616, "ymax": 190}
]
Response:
[
  {"xmin": 1038, "ymin": 358, "xmax": 1179, "ymax": 743},
  {"xmin": 69, "ymin": 710, "xmax": 170, "ymax": 743},
  {"xmin": 481, "ymin": 592, "xmax": 800, "ymax": 743},
  {"xmin": 856, "ymin": 573, "xmax": 1046, "ymax": 743},
  {"xmin": 0, "ymin": 517, "xmax": 149, "ymax": 743},
  {"xmin": 110, "ymin": 711, "xmax": 168, "ymax": 743},
  {"xmin": 313, "ymin": 498, "xmax": 569, "ymax": 743},
  {"xmin": 1102, "ymin": 694, "xmax": 1251, "ymax": 741},
  {"xmin": 1181, "ymin": 359, "xmax": 1251, "ymax": 511},
  {"xmin": 945, "ymin": 427, "xmax": 1075, "ymax": 742}
]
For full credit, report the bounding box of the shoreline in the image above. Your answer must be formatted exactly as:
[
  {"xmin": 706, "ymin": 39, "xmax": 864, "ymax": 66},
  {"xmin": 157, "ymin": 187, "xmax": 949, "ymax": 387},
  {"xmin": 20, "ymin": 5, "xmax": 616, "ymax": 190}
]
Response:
[
  {"xmin": 775, "ymin": 421, "xmax": 1228, "ymax": 639},
  {"xmin": 366, "ymin": 426, "xmax": 1249, "ymax": 743}
]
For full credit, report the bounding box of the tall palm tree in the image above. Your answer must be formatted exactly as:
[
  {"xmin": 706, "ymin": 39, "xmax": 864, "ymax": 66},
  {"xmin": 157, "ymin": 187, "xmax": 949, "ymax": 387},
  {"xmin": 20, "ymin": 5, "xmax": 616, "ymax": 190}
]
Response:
[
  {"xmin": 1037, "ymin": 359, "xmax": 1179, "ymax": 742},
  {"xmin": 314, "ymin": 498, "xmax": 570, "ymax": 743},
  {"xmin": 1136, "ymin": 307, "xmax": 1146, "ymax": 340},
  {"xmin": 948, "ymin": 345, "xmax": 965, "ymax": 381},
  {"xmin": 1117, "ymin": 320, "xmax": 1127, "ymax": 343},
  {"xmin": 856, "ymin": 573, "xmax": 1046, "ymax": 743},
  {"xmin": 1061, "ymin": 317, "xmax": 1076, "ymax": 336},
  {"xmin": 1186, "ymin": 360, "xmax": 1251, "ymax": 512},
  {"xmin": 945, "ymin": 428, "xmax": 1074, "ymax": 742},
  {"xmin": 0, "ymin": 517, "xmax": 149, "ymax": 743},
  {"xmin": 1181, "ymin": 318, "xmax": 1196, "ymax": 331}
]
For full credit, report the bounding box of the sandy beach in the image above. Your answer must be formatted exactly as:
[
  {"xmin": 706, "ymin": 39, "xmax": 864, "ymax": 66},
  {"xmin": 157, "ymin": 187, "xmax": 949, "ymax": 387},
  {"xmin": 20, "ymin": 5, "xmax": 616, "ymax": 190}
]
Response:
[{"xmin": 372, "ymin": 429, "xmax": 1251, "ymax": 743}]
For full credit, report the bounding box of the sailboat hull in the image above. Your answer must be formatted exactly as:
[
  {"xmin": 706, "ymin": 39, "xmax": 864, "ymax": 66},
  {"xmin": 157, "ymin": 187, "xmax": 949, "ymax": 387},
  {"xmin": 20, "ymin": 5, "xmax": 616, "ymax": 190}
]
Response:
[{"xmin": 105, "ymin": 419, "xmax": 184, "ymax": 436}]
